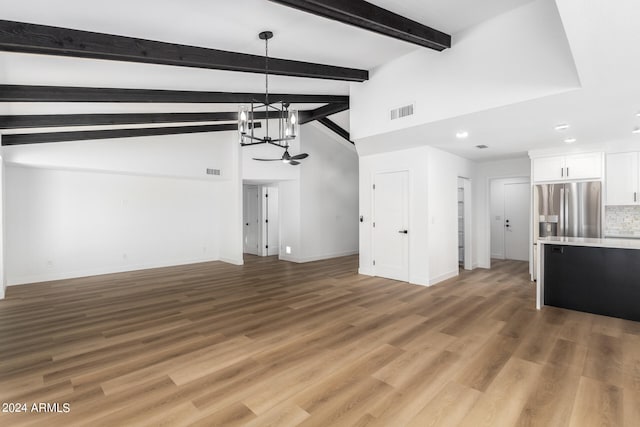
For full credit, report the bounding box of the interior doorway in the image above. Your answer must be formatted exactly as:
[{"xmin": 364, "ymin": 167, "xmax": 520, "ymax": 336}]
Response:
[
  {"xmin": 373, "ymin": 170, "xmax": 409, "ymax": 282},
  {"xmin": 458, "ymin": 177, "xmax": 472, "ymax": 270},
  {"xmin": 490, "ymin": 177, "xmax": 530, "ymax": 261},
  {"xmin": 504, "ymin": 182, "xmax": 530, "ymax": 261},
  {"xmin": 243, "ymin": 183, "xmax": 280, "ymax": 257},
  {"xmin": 243, "ymin": 185, "xmax": 260, "ymax": 255}
]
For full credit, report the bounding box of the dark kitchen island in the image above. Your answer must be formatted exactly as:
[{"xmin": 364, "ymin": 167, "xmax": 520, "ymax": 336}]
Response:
[{"xmin": 537, "ymin": 236, "xmax": 640, "ymax": 321}]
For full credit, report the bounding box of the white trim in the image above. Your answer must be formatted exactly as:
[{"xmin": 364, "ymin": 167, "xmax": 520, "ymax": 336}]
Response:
[
  {"xmin": 280, "ymin": 250, "xmax": 358, "ymax": 264},
  {"xmin": 358, "ymin": 267, "xmax": 373, "ymax": 276},
  {"xmin": 7, "ymin": 256, "xmax": 221, "ymax": 286},
  {"xmin": 220, "ymin": 257, "xmax": 244, "ymax": 266},
  {"xmin": 427, "ymin": 269, "xmax": 459, "ymax": 286}
]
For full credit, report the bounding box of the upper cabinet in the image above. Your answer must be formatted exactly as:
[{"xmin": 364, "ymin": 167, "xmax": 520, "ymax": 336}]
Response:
[
  {"xmin": 532, "ymin": 152, "xmax": 603, "ymax": 182},
  {"xmin": 606, "ymin": 152, "xmax": 640, "ymax": 205}
]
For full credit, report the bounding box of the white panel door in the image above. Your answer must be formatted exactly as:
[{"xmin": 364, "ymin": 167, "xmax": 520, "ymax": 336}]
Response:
[
  {"xmin": 243, "ymin": 186, "xmax": 260, "ymax": 255},
  {"xmin": 504, "ymin": 182, "xmax": 530, "ymax": 261},
  {"xmin": 373, "ymin": 171, "xmax": 409, "ymax": 281}
]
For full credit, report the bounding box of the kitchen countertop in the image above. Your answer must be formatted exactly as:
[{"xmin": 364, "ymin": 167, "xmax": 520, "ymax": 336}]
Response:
[{"xmin": 538, "ymin": 236, "xmax": 640, "ymax": 250}]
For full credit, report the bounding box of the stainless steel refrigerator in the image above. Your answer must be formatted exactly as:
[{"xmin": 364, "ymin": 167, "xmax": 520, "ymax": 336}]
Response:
[{"xmin": 532, "ymin": 181, "xmax": 601, "ymax": 279}]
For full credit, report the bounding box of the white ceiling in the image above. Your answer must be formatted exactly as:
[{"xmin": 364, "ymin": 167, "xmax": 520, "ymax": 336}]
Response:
[{"xmin": 1, "ymin": 0, "xmax": 636, "ymax": 162}]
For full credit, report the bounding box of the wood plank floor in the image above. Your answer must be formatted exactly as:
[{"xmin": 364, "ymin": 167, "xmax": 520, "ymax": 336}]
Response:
[{"xmin": 1, "ymin": 255, "xmax": 639, "ymax": 426}]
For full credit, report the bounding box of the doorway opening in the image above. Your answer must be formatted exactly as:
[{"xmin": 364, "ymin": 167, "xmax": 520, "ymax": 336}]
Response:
[
  {"xmin": 458, "ymin": 177, "xmax": 472, "ymax": 271},
  {"xmin": 489, "ymin": 177, "xmax": 530, "ymax": 262},
  {"xmin": 242, "ymin": 183, "xmax": 280, "ymax": 259}
]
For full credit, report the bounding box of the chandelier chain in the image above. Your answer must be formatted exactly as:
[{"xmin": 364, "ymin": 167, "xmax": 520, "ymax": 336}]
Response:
[{"xmin": 265, "ymin": 36, "xmax": 269, "ymax": 137}]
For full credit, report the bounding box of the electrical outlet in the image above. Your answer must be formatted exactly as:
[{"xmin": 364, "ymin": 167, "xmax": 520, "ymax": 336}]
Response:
[{"xmin": 285, "ymin": 246, "xmax": 292, "ymax": 255}]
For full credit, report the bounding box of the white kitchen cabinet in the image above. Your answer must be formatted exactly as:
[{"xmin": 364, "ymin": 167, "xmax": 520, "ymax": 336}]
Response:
[
  {"xmin": 532, "ymin": 152, "xmax": 602, "ymax": 182},
  {"xmin": 606, "ymin": 152, "xmax": 640, "ymax": 205}
]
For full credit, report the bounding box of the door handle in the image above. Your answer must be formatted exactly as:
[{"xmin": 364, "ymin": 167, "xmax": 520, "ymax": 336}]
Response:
[{"xmin": 398, "ymin": 230, "xmax": 408, "ymax": 234}]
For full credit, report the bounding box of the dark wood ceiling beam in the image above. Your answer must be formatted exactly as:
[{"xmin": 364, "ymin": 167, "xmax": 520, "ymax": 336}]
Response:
[
  {"xmin": 0, "ymin": 111, "xmax": 295, "ymax": 129},
  {"xmin": 268, "ymin": 0, "xmax": 450, "ymax": 51},
  {"xmin": 0, "ymin": 20, "xmax": 368, "ymax": 82},
  {"xmin": 1, "ymin": 123, "xmax": 259, "ymax": 146},
  {"xmin": 0, "ymin": 85, "xmax": 349, "ymax": 104},
  {"xmin": 318, "ymin": 117, "xmax": 352, "ymax": 144},
  {"xmin": 299, "ymin": 102, "xmax": 349, "ymax": 124}
]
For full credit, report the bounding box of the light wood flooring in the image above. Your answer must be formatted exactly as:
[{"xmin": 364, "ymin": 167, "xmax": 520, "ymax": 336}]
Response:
[{"xmin": 1, "ymin": 255, "xmax": 639, "ymax": 426}]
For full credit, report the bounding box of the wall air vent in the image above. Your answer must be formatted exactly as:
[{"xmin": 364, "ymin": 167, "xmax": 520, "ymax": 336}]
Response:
[
  {"xmin": 475, "ymin": 145, "xmax": 489, "ymax": 149},
  {"xmin": 390, "ymin": 103, "xmax": 414, "ymax": 120},
  {"xmin": 206, "ymin": 168, "xmax": 221, "ymax": 175}
]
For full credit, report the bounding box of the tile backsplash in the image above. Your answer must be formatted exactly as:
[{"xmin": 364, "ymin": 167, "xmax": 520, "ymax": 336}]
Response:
[{"xmin": 605, "ymin": 205, "xmax": 640, "ymax": 237}]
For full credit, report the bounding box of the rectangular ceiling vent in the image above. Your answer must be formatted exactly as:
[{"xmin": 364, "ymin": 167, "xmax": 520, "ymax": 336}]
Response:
[
  {"xmin": 475, "ymin": 145, "xmax": 489, "ymax": 149},
  {"xmin": 206, "ymin": 168, "xmax": 221, "ymax": 176},
  {"xmin": 390, "ymin": 103, "xmax": 414, "ymax": 120}
]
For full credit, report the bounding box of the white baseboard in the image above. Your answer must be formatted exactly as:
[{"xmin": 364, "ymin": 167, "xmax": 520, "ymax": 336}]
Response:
[
  {"xmin": 278, "ymin": 254, "xmax": 301, "ymax": 263},
  {"xmin": 280, "ymin": 250, "xmax": 358, "ymax": 264},
  {"xmin": 220, "ymin": 257, "xmax": 244, "ymax": 266},
  {"xmin": 7, "ymin": 256, "xmax": 221, "ymax": 286},
  {"xmin": 358, "ymin": 267, "xmax": 373, "ymax": 276},
  {"xmin": 427, "ymin": 269, "xmax": 459, "ymax": 286}
]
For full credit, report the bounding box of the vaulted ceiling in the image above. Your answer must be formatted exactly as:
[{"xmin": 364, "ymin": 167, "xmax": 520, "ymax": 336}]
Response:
[{"xmin": 1, "ymin": 0, "xmax": 636, "ymax": 161}]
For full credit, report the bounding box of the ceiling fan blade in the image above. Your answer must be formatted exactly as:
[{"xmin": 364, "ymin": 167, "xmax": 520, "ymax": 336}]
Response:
[
  {"xmin": 253, "ymin": 158, "xmax": 282, "ymax": 161},
  {"xmin": 289, "ymin": 160, "xmax": 301, "ymax": 166},
  {"xmin": 290, "ymin": 153, "xmax": 309, "ymax": 160}
]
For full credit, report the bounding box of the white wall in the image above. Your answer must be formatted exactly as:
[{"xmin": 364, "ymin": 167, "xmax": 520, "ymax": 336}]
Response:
[
  {"xmin": 350, "ymin": 0, "xmax": 580, "ymax": 141},
  {"xmin": 474, "ymin": 157, "xmax": 531, "ymax": 268},
  {"xmin": 278, "ymin": 179, "xmax": 301, "ymax": 261},
  {"xmin": 0, "ymin": 155, "xmax": 4, "ymax": 298},
  {"xmin": 359, "ymin": 145, "xmax": 472, "ymax": 286},
  {"xmin": 2, "ymin": 130, "xmax": 237, "ymax": 181},
  {"xmin": 427, "ymin": 148, "xmax": 474, "ymax": 283},
  {"xmin": 218, "ymin": 138, "xmax": 243, "ymax": 265},
  {"xmin": 298, "ymin": 123, "xmax": 359, "ymax": 262},
  {"xmin": 3, "ymin": 130, "xmax": 244, "ymax": 285},
  {"xmin": 243, "ymin": 122, "xmax": 359, "ymax": 263},
  {"xmin": 5, "ymin": 165, "xmax": 222, "ymax": 285}
]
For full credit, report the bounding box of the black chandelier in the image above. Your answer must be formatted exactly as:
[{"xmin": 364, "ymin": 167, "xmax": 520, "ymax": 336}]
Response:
[{"xmin": 238, "ymin": 31, "xmax": 299, "ymax": 147}]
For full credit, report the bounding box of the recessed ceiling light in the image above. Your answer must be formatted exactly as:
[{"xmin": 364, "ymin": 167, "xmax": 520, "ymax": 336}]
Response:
[
  {"xmin": 456, "ymin": 130, "xmax": 469, "ymax": 139},
  {"xmin": 633, "ymin": 127, "xmax": 640, "ymax": 134},
  {"xmin": 564, "ymin": 137, "xmax": 577, "ymax": 144},
  {"xmin": 636, "ymin": 112, "xmax": 640, "ymax": 117},
  {"xmin": 554, "ymin": 123, "xmax": 570, "ymax": 131}
]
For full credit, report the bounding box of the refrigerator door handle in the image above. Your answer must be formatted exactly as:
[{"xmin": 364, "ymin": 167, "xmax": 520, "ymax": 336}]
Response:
[{"xmin": 559, "ymin": 187, "xmax": 565, "ymax": 237}]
